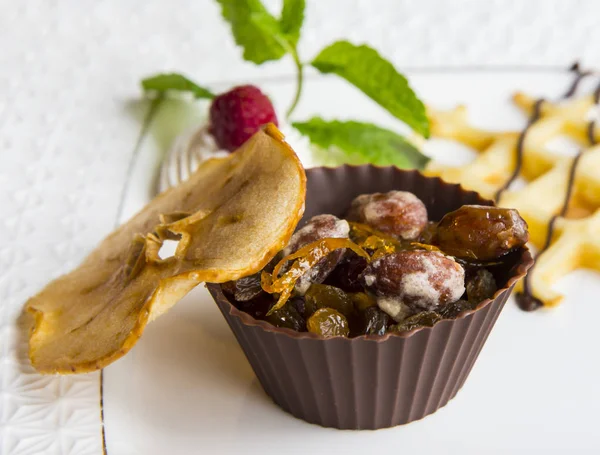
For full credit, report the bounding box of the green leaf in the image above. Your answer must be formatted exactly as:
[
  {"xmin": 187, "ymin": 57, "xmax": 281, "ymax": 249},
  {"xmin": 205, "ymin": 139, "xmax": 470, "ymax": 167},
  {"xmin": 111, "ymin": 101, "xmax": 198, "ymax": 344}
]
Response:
[
  {"xmin": 293, "ymin": 117, "xmax": 430, "ymax": 169},
  {"xmin": 216, "ymin": 0, "xmax": 287, "ymax": 64},
  {"xmin": 279, "ymin": 0, "xmax": 305, "ymax": 47},
  {"xmin": 141, "ymin": 73, "xmax": 215, "ymax": 99},
  {"xmin": 311, "ymin": 41, "xmax": 430, "ymax": 137}
]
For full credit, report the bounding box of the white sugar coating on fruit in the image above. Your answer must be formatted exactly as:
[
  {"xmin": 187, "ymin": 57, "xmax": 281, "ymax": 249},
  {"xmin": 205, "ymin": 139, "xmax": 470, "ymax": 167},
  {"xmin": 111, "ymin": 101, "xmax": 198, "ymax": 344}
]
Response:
[
  {"xmin": 283, "ymin": 214, "xmax": 350, "ymax": 256},
  {"xmin": 362, "ymin": 191, "xmax": 427, "ymax": 239},
  {"xmin": 401, "ymin": 251, "xmax": 465, "ymax": 311},
  {"xmin": 400, "ymin": 271, "xmax": 442, "ymax": 308},
  {"xmin": 376, "ymin": 297, "xmax": 412, "ymax": 322}
]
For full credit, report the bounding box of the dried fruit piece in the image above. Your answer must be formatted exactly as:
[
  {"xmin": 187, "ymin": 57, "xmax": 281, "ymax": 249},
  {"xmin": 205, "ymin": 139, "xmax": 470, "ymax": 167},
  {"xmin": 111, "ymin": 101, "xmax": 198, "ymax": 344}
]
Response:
[
  {"xmin": 349, "ymin": 291, "xmax": 377, "ymax": 312},
  {"xmin": 26, "ymin": 124, "xmax": 306, "ymax": 374},
  {"xmin": 434, "ymin": 205, "xmax": 529, "ymax": 261},
  {"xmin": 282, "ymin": 214, "xmax": 350, "ymax": 294},
  {"xmin": 304, "ymin": 283, "xmax": 354, "ymax": 318},
  {"xmin": 222, "ymin": 273, "xmax": 263, "ymax": 301},
  {"xmin": 261, "ymin": 238, "xmax": 369, "ymax": 314},
  {"xmin": 306, "ymin": 308, "xmax": 350, "ymax": 337},
  {"xmin": 360, "ymin": 250, "xmax": 465, "ymax": 321},
  {"xmin": 347, "ymin": 191, "xmax": 428, "ymax": 239},
  {"xmin": 354, "ymin": 305, "xmax": 390, "ymax": 336},
  {"xmin": 391, "ymin": 311, "xmax": 442, "ymax": 333},
  {"xmin": 466, "ymin": 269, "xmax": 497, "ymax": 304},
  {"xmin": 325, "ymin": 253, "xmax": 369, "ymax": 292},
  {"xmin": 439, "ymin": 299, "xmax": 477, "ymax": 319},
  {"xmin": 265, "ymin": 302, "xmax": 306, "ymax": 331}
]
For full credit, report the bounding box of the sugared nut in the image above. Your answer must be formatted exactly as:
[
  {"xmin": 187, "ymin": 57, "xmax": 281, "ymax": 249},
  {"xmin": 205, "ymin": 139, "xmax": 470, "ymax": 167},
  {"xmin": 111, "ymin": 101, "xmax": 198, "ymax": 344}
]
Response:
[
  {"xmin": 434, "ymin": 205, "xmax": 529, "ymax": 261},
  {"xmin": 360, "ymin": 250, "xmax": 465, "ymax": 321},
  {"xmin": 347, "ymin": 191, "xmax": 428, "ymax": 240},
  {"xmin": 283, "ymin": 214, "xmax": 350, "ymax": 294}
]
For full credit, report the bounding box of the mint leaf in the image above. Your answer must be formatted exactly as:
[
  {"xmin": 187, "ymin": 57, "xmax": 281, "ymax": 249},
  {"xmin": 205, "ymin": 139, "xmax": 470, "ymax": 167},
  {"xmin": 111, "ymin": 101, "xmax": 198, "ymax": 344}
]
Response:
[
  {"xmin": 293, "ymin": 117, "xmax": 429, "ymax": 169},
  {"xmin": 280, "ymin": 0, "xmax": 305, "ymax": 47},
  {"xmin": 216, "ymin": 0, "xmax": 287, "ymax": 64},
  {"xmin": 141, "ymin": 73, "xmax": 215, "ymax": 99},
  {"xmin": 311, "ymin": 41, "xmax": 430, "ymax": 137}
]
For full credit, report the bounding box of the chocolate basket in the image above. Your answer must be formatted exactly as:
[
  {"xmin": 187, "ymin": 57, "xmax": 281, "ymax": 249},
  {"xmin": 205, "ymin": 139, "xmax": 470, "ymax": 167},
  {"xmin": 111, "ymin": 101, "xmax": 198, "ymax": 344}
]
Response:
[{"xmin": 207, "ymin": 165, "xmax": 533, "ymax": 429}]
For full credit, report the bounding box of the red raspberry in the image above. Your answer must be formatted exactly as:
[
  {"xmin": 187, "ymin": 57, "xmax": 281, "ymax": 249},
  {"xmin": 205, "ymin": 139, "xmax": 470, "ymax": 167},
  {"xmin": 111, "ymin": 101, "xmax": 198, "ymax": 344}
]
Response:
[{"xmin": 209, "ymin": 85, "xmax": 279, "ymax": 152}]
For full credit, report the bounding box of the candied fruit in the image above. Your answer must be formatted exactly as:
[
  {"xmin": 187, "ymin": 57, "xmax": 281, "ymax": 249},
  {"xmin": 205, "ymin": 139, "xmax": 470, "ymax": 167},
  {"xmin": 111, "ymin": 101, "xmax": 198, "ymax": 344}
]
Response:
[
  {"xmin": 360, "ymin": 250, "xmax": 465, "ymax": 320},
  {"xmin": 434, "ymin": 205, "xmax": 529, "ymax": 261},
  {"xmin": 347, "ymin": 191, "xmax": 428, "ymax": 240}
]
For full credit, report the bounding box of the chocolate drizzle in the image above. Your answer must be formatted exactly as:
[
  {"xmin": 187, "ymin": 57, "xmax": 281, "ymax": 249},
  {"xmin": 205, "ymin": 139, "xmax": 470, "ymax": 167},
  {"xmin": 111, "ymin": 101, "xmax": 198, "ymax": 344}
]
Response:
[
  {"xmin": 494, "ymin": 99, "xmax": 544, "ymax": 202},
  {"xmin": 516, "ymin": 67, "xmax": 600, "ymax": 311}
]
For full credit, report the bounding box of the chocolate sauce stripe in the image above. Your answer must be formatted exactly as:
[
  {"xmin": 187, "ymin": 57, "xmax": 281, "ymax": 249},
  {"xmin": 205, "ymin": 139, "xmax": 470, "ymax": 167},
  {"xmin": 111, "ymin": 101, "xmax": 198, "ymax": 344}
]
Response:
[{"xmin": 517, "ymin": 76, "xmax": 600, "ymax": 310}]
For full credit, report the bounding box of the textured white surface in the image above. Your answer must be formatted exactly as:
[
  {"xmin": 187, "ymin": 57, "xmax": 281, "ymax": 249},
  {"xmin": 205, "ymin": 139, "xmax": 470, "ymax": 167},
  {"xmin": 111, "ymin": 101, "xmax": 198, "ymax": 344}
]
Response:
[{"xmin": 2, "ymin": 1, "xmax": 600, "ymax": 454}]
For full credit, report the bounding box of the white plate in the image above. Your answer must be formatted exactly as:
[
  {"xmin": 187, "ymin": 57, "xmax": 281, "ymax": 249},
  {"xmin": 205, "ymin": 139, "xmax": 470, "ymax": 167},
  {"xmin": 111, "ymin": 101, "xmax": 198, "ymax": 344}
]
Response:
[{"xmin": 7, "ymin": 70, "xmax": 600, "ymax": 455}]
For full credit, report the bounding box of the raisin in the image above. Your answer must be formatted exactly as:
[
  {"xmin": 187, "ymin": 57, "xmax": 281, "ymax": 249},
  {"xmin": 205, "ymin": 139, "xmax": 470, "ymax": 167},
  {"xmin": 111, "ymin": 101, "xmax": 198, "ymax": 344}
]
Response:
[
  {"xmin": 354, "ymin": 305, "xmax": 390, "ymax": 336},
  {"xmin": 391, "ymin": 311, "xmax": 442, "ymax": 333},
  {"xmin": 307, "ymin": 308, "xmax": 349, "ymax": 337},
  {"xmin": 304, "ymin": 283, "xmax": 354, "ymax": 318},
  {"xmin": 466, "ymin": 269, "xmax": 497, "ymax": 304},
  {"xmin": 439, "ymin": 299, "xmax": 477, "ymax": 319},
  {"xmin": 325, "ymin": 253, "xmax": 368, "ymax": 292},
  {"xmin": 264, "ymin": 301, "xmax": 306, "ymax": 331}
]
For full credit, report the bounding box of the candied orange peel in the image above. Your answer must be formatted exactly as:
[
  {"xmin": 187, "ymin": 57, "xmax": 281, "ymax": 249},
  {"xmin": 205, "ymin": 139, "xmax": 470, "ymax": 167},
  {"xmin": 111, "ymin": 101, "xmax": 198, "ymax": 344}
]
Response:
[
  {"xmin": 26, "ymin": 124, "xmax": 306, "ymax": 374},
  {"xmin": 261, "ymin": 238, "xmax": 370, "ymax": 314}
]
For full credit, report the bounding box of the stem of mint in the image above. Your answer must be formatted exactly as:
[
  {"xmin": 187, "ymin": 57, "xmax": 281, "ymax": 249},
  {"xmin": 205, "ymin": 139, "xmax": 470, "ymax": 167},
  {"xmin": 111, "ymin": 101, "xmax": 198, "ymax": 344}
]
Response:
[{"xmin": 286, "ymin": 48, "xmax": 304, "ymax": 119}]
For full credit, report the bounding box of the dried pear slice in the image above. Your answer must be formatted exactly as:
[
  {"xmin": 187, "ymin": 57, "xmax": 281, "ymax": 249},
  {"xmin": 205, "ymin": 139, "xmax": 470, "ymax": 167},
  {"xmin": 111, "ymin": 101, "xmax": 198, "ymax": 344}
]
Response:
[{"xmin": 26, "ymin": 124, "xmax": 306, "ymax": 374}]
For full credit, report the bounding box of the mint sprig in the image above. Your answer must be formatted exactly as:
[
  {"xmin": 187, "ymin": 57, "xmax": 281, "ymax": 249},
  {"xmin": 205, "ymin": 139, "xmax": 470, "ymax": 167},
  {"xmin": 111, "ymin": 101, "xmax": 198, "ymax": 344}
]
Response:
[
  {"xmin": 216, "ymin": 0, "xmax": 287, "ymax": 64},
  {"xmin": 311, "ymin": 41, "xmax": 429, "ymax": 138},
  {"xmin": 293, "ymin": 118, "xmax": 429, "ymax": 169},
  {"xmin": 141, "ymin": 74, "xmax": 215, "ymax": 99},
  {"xmin": 141, "ymin": 0, "xmax": 431, "ymax": 171}
]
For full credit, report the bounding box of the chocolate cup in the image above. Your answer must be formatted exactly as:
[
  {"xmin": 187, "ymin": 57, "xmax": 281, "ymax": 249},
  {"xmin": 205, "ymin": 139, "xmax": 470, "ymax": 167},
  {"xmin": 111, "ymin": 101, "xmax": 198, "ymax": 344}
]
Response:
[{"xmin": 207, "ymin": 166, "xmax": 533, "ymax": 430}]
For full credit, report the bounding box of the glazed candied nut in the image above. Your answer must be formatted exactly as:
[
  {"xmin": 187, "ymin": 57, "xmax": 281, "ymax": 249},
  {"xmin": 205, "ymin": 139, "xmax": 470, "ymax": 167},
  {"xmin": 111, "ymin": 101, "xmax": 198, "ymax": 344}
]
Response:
[
  {"xmin": 347, "ymin": 191, "xmax": 428, "ymax": 240},
  {"xmin": 434, "ymin": 205, "xmax": 529, "ymax": 261},
  {"xmin": 282, "ymin": 214, "xmax": 350, "ymax": 294},
  {"xmin": 360, "ymin": 250, "xmax": 465, "ymax": 321}
]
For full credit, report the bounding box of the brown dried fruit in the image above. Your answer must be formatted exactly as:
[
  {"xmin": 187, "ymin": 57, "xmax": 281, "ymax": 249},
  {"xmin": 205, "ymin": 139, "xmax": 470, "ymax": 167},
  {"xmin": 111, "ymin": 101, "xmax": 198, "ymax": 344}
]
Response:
[
  {"xmin": 347, "ymin": 191, "xmax": 428, "ymax": 240},
  {"xmin": 26, "ymin": 124, "xmax": 306, "ymax": 374},
  {"xmin": 466, "ymin": 269, "xmax": 497, "ymax": 304},
  {"xmin": 360, "ymin": 250, "xmax": 465, "ymax": 321},
  {"xmin": 434, "ymin": 205, "xmax": 529, "ymax": 261}
]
